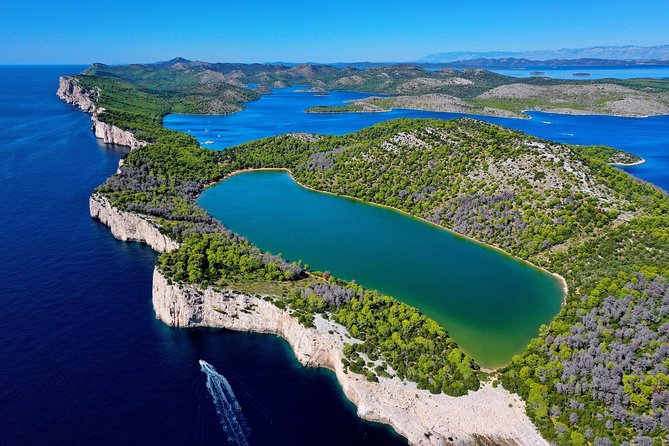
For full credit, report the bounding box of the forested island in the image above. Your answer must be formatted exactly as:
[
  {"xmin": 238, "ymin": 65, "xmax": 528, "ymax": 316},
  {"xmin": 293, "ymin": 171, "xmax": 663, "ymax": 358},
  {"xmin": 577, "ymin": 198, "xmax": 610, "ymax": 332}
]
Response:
[
  {"xmin": 58, "ymin": 61, "xmax": 669, "ymax": 445},
  {"xmin": 79, "ymin": 59, "xmax": 669, "ymax": 118}
]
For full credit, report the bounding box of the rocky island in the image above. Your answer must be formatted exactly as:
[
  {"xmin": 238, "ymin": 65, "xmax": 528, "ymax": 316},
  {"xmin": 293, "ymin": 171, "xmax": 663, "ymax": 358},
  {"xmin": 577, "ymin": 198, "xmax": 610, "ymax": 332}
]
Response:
[{"xmin": 59, "ymin": 61, "xmax": 669, "ymax": 445}]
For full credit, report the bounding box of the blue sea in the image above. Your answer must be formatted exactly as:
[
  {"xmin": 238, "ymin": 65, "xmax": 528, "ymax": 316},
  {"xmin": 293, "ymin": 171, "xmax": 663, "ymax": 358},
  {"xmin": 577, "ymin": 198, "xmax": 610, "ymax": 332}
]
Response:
[
  {"xmin": 491, "ymin": 65, "xmax": 669, "ymax": 80},
  {"xmin": 164, "ymin": 87, "xmax": 669, "ymax": 190},
  {"xmin": 2, "ymin": 66, "xmax": 669, "ymax": 445},
  {"xmin": 0, "ymin": 67, "xmax": 403, "ymax": 445}
]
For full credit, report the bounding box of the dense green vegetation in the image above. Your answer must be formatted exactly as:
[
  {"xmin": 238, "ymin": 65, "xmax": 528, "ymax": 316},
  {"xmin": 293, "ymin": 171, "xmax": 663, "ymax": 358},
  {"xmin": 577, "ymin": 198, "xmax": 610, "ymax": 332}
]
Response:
[
  {"xmin": 79, "ymin": 71, "xmax": 484, "ymax": 396},
  {"xmin": 501, "ymin": 216, "xmax": 669, "ymax": 445},
  {"xmin": 223, "ymin": 119, "xmax": 669, "ymax": 443},
  {"xmin": 74, "ymin": 63, "xmax": 669, "ymax": 444},
  {"xmin": 285, "ymin": 278, "xmax": 480, "ymax": 395},
  {"xmin": 82, "ymin": 59, "xmax": 669, "ymax": 118},
  {"xmin": 334, "ymin": 286, "xmax": 480, "ymax": 396}
]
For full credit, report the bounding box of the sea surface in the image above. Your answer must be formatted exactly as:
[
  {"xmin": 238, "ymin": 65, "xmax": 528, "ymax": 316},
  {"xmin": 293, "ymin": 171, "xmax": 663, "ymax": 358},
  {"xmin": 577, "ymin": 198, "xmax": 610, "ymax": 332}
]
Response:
[
  {"xmin": 490, "ymin": 65, "xmax": 669, "ymax": 80},
  {"xmin": 164, "ymin": 87, "xmax": 669, "ymax": 191},
  {"xmin": 2, "ymin": 67, "xmax": 669, "ymax": 445},
  {"xmin": 0, "ymin": 66, "xmax": 403, "ymax": 445}
]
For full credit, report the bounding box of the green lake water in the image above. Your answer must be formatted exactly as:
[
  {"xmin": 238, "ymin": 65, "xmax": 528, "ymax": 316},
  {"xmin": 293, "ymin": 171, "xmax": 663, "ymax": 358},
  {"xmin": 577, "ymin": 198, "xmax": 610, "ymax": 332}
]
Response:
[{"xmin": 198, "ymin": 170, "xmax": 564, "ymax": 368}]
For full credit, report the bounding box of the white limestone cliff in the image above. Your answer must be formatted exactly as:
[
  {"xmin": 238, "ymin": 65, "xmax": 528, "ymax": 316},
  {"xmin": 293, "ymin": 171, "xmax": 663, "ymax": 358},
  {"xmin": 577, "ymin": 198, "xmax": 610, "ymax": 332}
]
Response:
[
  {"xmin": 71, "ymin": 69, "xmax": 549, "ymax": 444},
  {"xmin": 57, "ymin": 76, "xmax": 147, "ymax": 149},
  {"xmin": 89, "ymin": 194, "xmax": 178, "ymax": 253},
  {"xmin": 153, "ymin": 268, "xmax": 548, "ymax": 446}
]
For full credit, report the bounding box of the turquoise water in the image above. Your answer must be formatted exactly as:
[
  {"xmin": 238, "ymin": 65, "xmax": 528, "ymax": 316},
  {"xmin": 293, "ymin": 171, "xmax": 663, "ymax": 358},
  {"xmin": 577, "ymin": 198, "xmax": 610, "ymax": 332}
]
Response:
[
  {"xmin": 168, "ymin": 86, "xmax": 669, "ymax": 367},
  {"xmin": 199, "ymin": 171, "xmax": 564, "ymax": 368}
]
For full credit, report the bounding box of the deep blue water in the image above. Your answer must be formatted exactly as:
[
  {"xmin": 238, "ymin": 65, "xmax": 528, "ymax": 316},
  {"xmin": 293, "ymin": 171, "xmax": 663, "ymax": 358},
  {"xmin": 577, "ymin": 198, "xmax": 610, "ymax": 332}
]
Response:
[
  {"xmin": 0, "ymin": 67, "xmax": 403, "ymax": 445},
  {"xmin": 3, "ymin": 67, "xmax": 669, "ymax": 446},
  {"xmin": 164, "ymin": 87, "xmax": 669, "ymax": 190}
]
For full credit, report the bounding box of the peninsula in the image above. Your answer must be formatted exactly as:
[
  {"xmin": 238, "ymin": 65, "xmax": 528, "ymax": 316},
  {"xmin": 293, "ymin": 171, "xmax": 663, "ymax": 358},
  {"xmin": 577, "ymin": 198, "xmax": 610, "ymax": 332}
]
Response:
[{"xmin": 58, "ymin": 61, "xmax": 669, "ymax": 445}]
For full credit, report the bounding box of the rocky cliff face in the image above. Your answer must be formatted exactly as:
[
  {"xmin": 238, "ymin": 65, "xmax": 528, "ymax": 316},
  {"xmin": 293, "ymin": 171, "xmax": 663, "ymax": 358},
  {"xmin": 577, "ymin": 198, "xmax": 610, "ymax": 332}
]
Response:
[
  {"xmin": 76, "ymin": 86, "xmax": 548, "ymax": 442},
  {"xmin": 57, "ymin": 76, "xmax": 147, "ymax": 149},
  {"xmin": 87, "ymin": 186, "xmax": 548, "ymax": 445},
  {"xmin": 89, "ymin": 194, "xmax": 179, "ymax": 253},
  {"xmin": 153, "ymin": 269, "xmax": 548, "ymax": 446},
  {"xmin": 57, "ymin": 76, "xmax": 97, "ymax": 113},
  {"xmin": 91, "ymin": 116, "xmax": 147, "ymax": 149}
]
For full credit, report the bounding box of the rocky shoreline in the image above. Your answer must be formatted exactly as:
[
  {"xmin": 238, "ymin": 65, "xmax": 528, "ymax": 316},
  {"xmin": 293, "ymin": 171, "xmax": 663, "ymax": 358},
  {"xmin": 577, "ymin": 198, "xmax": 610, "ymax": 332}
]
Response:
[
  {"xmin": 64, "ymin": 74, "xmax": 549, "ymax": 445},
  {"xmin": 88, "ymin": 189, "xmax": 547, "ymax": 446},
  {"xmin": 57, "ymin": 76, "xmax": 147, "ymax": 149},
  {"xmin": 89, "ymin": 194, "xmax": 178, "ymax": 253}
]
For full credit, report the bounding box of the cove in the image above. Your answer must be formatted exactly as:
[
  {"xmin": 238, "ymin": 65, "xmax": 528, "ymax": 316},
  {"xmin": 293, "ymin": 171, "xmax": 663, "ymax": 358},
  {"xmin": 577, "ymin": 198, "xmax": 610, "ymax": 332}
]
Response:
[
  {"xmin": 164, "ymin": 87, "xmax": 669, "ymax": 191},
  {"xmin": 198, "ymin": 170, "xmax": 564, "ymax": 368}
]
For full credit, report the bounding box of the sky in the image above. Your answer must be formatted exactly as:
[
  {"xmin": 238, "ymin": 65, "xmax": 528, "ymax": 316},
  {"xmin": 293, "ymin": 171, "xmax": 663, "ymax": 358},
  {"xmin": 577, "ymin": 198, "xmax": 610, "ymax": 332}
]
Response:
[{"xmin": 1, "ymin": 0, "xmax": 668, "ymax": 64}]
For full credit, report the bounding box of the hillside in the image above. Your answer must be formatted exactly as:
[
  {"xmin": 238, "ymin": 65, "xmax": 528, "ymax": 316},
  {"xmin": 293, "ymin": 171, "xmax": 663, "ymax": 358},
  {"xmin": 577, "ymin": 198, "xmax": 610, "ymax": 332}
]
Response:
[
  {"xmin": 83, "ymin": 59, "xmax": 669, "ymax": 118},
  {"xmin": 72, "ymin": 63, "xmax": 259, "ymax": 143},
  {"xmin": 67, "ymin": 65, "xmax": 669, "ymax": 444},
  {"xmin": 223, "ymin": 120, "xmax": 669, "ymax": 444},
  {"xmin": 227, "ymin": 119, "xmax": 648, "ymax": 258}
]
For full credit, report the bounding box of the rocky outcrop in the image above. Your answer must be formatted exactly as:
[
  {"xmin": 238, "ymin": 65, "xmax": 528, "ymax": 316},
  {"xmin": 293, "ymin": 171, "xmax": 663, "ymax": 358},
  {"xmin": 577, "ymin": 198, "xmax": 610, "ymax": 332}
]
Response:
[
  {"xmin": 89, "ymin": 194, "xmax": 178, "ymax": 253},
  {"xmin": 153, "ymin": 269, "xmax": 549, "ymax": 446},
  {"xmin": 57, "ymin": 76, "xmax": 147, "ymax": 149},
  {"xmin": 477, "ymin": 83, "xmax": 669, "ymax": 117},
  {"xmin": 251, "ymin": 85, "xmax": 273, "ymax": 95},
  {"xmin": 57, "ymin": 76, "xmax": 97, "ymax": 113},
  {"xmin": 91, "ymin": 115, "xmax": 146, "ymax": 149}
]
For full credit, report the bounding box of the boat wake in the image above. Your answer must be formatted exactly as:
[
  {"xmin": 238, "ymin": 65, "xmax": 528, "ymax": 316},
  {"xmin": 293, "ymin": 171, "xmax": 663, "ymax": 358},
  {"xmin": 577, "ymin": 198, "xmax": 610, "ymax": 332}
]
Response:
[{"xmin": 199, "ymin": 360, "xmax": 251, "ymax": 446}]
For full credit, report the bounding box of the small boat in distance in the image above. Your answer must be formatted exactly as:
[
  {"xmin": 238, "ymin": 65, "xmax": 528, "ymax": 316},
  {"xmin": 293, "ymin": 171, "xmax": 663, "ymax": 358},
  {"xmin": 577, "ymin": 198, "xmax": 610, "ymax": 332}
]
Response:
[{"xmin": 204, "ymin": 140, "xmax": 214, "ymax": 144}]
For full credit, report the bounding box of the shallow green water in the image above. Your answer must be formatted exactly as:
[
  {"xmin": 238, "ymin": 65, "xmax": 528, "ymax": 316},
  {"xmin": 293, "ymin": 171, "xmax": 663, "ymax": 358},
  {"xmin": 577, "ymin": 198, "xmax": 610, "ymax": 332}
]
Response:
[{"xmin": 198, "ymin": 170, "xmax": 564, "ymax": 368}]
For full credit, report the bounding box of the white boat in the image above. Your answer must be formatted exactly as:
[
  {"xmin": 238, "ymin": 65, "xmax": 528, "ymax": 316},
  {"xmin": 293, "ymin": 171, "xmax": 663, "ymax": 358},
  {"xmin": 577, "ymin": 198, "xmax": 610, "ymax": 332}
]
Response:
[{"xmin": 204, "ymin": 140, "xmax": 214, "ymax": 144}]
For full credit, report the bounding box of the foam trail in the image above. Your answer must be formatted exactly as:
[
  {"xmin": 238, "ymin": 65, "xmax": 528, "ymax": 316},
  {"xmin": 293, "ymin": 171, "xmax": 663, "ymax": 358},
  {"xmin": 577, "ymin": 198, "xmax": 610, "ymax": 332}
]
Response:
[{"xmin": 199, "ymin": 360, "xmax": 251, "ymax": 446}]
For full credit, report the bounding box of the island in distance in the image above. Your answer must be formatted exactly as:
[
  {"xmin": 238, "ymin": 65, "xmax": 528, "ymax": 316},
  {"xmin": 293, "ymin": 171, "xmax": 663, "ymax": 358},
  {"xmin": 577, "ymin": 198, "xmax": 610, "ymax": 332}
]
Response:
[{"xmin": 54, "ymin": 57, "xmax": 669, "ymax": 445}]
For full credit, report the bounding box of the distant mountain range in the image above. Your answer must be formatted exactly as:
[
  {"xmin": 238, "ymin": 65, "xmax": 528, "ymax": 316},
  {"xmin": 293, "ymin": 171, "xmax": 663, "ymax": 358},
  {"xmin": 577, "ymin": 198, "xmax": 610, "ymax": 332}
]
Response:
[{"xmin": 421, "ymin": 45, "xmax": 669, "ymax": 63}]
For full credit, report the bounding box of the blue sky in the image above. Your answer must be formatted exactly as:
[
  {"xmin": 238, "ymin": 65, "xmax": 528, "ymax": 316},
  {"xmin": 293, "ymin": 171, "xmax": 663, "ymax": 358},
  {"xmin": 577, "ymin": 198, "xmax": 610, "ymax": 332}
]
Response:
[{"xmin": 1, "ymin": 0, "xmax": 668, "ymax": 64}]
